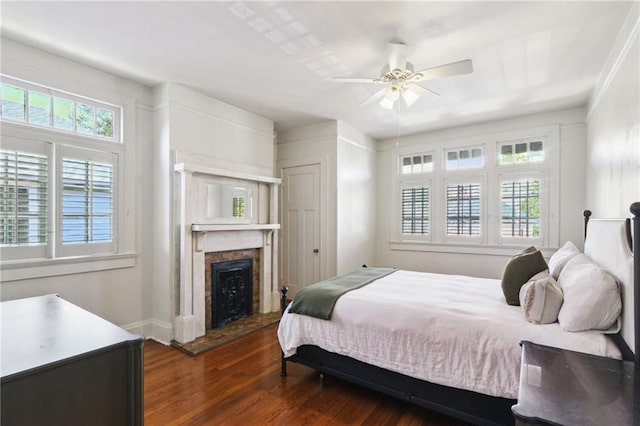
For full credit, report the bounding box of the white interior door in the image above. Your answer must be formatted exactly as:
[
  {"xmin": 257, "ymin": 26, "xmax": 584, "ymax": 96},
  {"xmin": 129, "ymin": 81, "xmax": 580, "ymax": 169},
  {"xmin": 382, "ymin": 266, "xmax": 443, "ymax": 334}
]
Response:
[{"xmin": 281, "ymin": 163, "xmax": 321, "ymax": 298}]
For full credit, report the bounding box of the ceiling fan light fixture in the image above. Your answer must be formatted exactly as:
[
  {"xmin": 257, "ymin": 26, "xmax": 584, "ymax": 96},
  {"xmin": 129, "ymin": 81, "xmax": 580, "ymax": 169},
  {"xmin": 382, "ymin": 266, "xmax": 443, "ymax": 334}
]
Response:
[
  {"xmin": 379, "ymin": 86, "xmax": 401, "ymax": 109},
  {"xmin": 379, "ymin": 95, "xmax": 396, "ymax": 110},
  {"xmin": 401, "ymin": 87, "xmax": 420, "ymax": 107}
]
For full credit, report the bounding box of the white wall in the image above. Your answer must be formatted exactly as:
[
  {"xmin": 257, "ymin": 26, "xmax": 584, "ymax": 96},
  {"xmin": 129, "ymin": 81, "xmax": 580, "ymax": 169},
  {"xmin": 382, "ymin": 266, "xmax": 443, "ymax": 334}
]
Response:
[
  {"xmin": 336, "ymin": 122, "xmax": 377, "ymax": 274},
  {"xmin": 152, "ymin": 83, "xmax": 275, "ymax": 342},
  {"xmin": 376, "ymin": 108, "xmax": 587, "ymax": 279},
  {"xmin": 586, "ymin": 6, "xmax": 640, "ymax": 217},
  {"xmin": 0, "ymin": 38, "xmax": 155, "ymax": 333}
]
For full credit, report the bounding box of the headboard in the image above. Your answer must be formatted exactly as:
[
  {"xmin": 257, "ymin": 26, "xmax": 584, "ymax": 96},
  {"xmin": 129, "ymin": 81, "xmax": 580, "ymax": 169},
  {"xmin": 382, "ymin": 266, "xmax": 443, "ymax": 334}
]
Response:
[{"xmin": 583, "ymin": 202, "xmax": 640, "ymax": 365}]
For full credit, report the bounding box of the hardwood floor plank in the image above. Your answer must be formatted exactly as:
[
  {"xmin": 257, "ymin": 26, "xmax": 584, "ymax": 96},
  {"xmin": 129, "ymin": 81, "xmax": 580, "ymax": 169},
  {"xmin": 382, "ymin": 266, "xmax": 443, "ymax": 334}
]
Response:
[{"xmin": 144, "ymin": 324, "xmax": 472, "ymax": 425}]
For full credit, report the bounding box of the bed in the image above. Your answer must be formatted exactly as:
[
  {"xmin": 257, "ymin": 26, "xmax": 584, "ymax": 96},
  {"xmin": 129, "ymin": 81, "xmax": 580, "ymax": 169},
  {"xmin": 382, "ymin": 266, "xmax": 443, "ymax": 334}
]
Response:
[{"xmin": 278, "ymin": 204, "xmax": 640, "ymax": 426}]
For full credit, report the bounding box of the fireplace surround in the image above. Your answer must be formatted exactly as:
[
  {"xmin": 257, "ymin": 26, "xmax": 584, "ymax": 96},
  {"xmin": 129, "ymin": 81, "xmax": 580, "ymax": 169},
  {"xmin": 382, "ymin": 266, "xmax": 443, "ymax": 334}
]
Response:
[{"xmin": 173, "ymin": 152, "xmax": 281, "ymax": 344}]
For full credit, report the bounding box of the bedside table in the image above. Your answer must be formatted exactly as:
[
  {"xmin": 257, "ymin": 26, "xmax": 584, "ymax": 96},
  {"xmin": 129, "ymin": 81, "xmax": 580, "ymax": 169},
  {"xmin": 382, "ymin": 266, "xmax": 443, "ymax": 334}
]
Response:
[{"xmin": 512, "ymin": 341, "xmax": 638, "ymax": 425}]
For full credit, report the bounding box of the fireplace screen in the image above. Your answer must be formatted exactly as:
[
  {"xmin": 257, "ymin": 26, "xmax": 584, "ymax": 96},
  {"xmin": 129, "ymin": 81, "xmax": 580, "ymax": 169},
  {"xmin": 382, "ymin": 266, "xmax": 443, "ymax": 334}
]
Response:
[{"xmin": 211, "ymin": 258, "xmax": 254, "ymax": 328}]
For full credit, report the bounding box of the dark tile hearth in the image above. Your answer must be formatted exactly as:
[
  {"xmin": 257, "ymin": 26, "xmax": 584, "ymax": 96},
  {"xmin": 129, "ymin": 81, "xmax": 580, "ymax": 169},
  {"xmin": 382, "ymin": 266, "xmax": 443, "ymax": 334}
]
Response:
[{"xmin": 172, "ymin": 311, "xmax": 281, "ymax": 356}]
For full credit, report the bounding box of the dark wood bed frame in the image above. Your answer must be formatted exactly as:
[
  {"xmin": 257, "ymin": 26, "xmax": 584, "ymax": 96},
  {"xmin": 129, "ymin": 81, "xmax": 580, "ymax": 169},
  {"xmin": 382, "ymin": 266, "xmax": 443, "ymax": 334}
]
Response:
[{"xmin": 280, "ymin": 202, "xmax": 640, "ymax": 426}]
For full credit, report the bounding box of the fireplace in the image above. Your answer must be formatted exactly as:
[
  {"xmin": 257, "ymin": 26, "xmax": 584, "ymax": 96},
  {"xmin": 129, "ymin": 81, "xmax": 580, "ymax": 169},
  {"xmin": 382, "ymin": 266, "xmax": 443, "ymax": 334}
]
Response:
[
  {"xmin": 211, "ymin": 258, "xmax": 253, "ymax": 328},
  {"xmin": 173, "ymin": 152, "xmax": 281, "ymax": 344},
  {"xmin": 205, "ymin": 249, "xmax": 260, "ymax": 331}
]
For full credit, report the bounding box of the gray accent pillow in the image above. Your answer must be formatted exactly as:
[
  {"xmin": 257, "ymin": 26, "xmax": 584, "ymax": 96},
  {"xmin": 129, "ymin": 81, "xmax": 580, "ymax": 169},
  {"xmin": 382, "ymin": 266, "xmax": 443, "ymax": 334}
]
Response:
[{"xmin": 501, "ymin": 246, "xmax": 549, "ymax": 306}]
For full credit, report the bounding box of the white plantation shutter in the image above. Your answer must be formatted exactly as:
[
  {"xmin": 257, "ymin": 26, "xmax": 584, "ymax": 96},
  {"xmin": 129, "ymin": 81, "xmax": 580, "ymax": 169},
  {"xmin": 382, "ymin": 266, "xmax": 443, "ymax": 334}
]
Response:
[
  {"xmin": 62, "ymin": 158, "xmax": 114, "ymax": 244},
  {"xmin": 401, "ymin": 186, "xmax": 430, "ymax": 235},
  {"xmin": 501, "ymin": 179, "xmax": 541, "ymax": 238},
  {"xmin": 0, "ymin": 149, "xmax": 48, "ymax": 245},
  {"xmin": 446, "ymin": 183, "xmax": 481, "ymax": 236}
]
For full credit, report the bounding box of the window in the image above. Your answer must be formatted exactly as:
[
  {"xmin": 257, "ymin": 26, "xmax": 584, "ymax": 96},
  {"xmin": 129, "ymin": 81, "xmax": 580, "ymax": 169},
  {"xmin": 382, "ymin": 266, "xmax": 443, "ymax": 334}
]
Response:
[
  {"xmin": 0, "ymin": 150, "xmax": 48, "ymax": 246},
  {"xmin": 0, "ymin": 77, "xmax": 120, "ymax": 142},
  {"xmin": 0, "ymin": 75, "xmax": 125, "ymax": 268},
  {"xmin": 401, "ymin": 185, "xmax": 430, "ymax": 236},
  {"xmin": 445, "ymin": 147, "xmax": 483, "ymax": 170},
  {"xmin": 501, "ymin": 178, "xmax": 541, "ymax": 239},
  {"xmin": 446, "ymin": 182, "xmax": 481, "ymax": 236},
  {"xmin": 392, "ymin": 126, "xmax": 558, "ymax": 251},
  {"xmin": 499, "ymin": 140, "xmax": 543, "ymax": 165},
  {"xmin": 62, "ymin": 159, "xmax": 114, "ymax": 244},
  {"xmin": 401, "ymin": 153, "xmax": 433, "ymax": 174}
]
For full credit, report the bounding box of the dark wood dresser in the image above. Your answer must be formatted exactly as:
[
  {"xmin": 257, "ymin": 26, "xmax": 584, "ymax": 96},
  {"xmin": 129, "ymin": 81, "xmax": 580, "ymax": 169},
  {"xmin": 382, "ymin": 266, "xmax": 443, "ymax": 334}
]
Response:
[{"xmin": 1, "ymin": 294, "xmax": 144, "ymax": 426}]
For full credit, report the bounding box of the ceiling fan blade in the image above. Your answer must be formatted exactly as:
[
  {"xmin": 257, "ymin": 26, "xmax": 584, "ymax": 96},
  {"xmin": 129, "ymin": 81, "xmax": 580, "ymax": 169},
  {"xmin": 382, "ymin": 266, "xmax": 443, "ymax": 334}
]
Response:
[
  {"xmin": 410, "ymin": 59, "xmax": 473, "ymax": 82},
  {"xmin": 332, "ymin": 77, "xmax": 382, "ymax": 83},
  {"xmin": 387, "ymin": 42, "xmax": 408, "ymax": 71},
  {"xmin": 360, "ymin": 87, "xmax": 387, "ymax": 106}
]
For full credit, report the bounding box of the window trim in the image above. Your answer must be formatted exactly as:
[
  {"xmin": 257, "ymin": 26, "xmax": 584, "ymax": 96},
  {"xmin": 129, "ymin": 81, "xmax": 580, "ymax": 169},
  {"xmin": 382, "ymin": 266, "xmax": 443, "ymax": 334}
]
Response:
[
  {"xmin": 0, "ymin": 125, "xmax": 124, "ymax": 262},
  {"xmin": 0, "ymin": 61, "xmax": 139, "ymax": 282},
  {"xmin": 0, "ymin": 252, "xmax": 137, "ymax": 282},
  {"xmin": 1, "ymin": 75, "xmax": 122, "ymax": 143},
  {"xmin": 0, "ymin": 69, "xmax": 136, "ymax": 281},
  {"xmin": 391, "ymin": 124, "xmax": 560, "ymax": 252}
]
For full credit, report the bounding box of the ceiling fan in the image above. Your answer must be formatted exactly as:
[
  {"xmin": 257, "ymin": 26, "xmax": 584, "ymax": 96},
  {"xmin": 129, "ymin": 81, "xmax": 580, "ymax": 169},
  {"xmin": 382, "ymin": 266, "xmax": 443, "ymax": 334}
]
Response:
[{"xmin": 334, "ymin": 42, "xmax": 473, "ymax": 110}]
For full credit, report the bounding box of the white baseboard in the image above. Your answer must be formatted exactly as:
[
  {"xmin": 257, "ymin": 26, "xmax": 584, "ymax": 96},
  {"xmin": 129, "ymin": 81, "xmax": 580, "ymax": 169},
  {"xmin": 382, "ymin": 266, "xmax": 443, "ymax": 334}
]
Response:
[
  {"xmin": 121, "ymin": 319, "xmax": 153, "ymax": 337},
  {"xmin": 150, "ymin": 319, "xmax": 173, "ymax": 345},
  {"xmin": 121, "ymin": 318, "xmax": 173, "ymax": 345}
]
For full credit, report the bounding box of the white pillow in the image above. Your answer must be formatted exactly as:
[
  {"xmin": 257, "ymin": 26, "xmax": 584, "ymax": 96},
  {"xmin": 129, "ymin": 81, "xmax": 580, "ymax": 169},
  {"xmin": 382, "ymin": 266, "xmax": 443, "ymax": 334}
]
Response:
[
  {"xmin": 548, "ymin": 241, "xmax": 580, "ymax": 280},
  {"xmin": 519, "ymin": 270, "xmax": 563, "ymax": 324},
  {"xmin": 557, "ymin": 254, "xmax": 621, "ymax": 332}
]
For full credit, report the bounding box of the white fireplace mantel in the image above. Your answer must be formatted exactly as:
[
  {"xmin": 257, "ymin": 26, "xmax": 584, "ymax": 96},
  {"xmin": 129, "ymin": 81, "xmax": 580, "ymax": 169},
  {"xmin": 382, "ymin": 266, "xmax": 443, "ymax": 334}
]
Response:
[
  {"xmin": 192, "ymin": 224, "xmax": 280, "ymax": 232},
  {"xmin": 173, "ymin": 152, "xmax": 280, "ymax": 344}
]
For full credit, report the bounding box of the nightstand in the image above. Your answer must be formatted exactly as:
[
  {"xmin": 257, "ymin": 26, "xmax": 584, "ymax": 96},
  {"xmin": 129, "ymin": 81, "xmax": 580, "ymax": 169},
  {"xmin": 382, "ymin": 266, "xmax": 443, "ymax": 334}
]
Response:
[{"xmin": 512, "ymin": 341, "xmax": 638, "ymax": 425}]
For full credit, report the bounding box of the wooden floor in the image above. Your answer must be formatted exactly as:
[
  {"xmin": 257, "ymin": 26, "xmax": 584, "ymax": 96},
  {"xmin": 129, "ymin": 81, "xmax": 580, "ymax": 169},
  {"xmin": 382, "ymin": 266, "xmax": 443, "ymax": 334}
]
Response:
[{"xmin": 145, "ymin": 324, "xmax": 470, "ymax": 425}]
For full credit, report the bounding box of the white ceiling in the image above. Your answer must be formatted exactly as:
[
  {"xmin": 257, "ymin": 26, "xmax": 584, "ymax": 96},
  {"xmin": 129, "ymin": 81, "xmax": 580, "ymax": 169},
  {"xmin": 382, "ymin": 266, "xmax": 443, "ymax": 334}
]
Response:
[{"xmin": 0, "ymin": 1, "xmax": 634, "ymax": 139}]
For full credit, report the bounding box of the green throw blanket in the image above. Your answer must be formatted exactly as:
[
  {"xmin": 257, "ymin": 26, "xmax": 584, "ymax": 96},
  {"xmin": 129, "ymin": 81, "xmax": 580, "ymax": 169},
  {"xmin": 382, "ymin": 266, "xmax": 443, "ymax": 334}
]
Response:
[{"xmin": 289, "ymin": 267, "xmax": 396, "ymax": 320}]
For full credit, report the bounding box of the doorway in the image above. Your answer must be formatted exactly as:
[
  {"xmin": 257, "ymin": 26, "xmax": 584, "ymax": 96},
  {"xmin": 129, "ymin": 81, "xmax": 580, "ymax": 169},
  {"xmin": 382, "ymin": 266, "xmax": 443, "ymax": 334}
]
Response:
[{"xmin": 281, "ymin": 163, "xmax": 321, "ymax": 298}]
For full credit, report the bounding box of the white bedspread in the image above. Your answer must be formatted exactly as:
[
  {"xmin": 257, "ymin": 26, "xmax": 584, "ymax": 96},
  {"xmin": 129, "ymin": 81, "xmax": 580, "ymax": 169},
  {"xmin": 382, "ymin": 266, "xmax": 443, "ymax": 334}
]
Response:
[{"xmin": 277, "ymin": 270, "xmax": 621, "ymax": 399}]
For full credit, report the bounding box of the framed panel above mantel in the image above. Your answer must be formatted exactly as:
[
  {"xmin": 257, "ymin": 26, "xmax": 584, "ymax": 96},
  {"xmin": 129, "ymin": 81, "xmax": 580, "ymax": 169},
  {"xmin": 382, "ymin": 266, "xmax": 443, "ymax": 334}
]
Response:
[{"xmin": 173, "ymin": 150, "xmax": 282, "ymax": 185}]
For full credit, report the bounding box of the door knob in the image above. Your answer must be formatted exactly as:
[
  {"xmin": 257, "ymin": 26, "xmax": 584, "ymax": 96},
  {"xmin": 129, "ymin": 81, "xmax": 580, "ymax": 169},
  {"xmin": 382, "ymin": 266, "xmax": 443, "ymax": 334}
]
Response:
[{"xmin": 313, "ymin": 249, "xmax": 319, "ymax": 253}]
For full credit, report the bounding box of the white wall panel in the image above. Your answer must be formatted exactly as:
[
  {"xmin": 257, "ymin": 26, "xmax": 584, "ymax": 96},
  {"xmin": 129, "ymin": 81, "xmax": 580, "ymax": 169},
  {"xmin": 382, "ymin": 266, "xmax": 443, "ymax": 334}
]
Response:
[
  {"xmin": 336, "ymin": 125, "xmax": 377, "ymax": 274},
  {"xmin": 586, "ymin": 8, "xmax": 640, "ymax": 218}
]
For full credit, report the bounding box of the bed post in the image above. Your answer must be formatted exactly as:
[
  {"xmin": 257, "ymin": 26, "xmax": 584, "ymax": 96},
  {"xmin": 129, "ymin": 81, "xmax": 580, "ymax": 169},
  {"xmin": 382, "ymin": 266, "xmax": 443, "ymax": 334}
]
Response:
[
  {"xmin": 583, "ymin": 209, "xmax": 592, "ymax": 240},
  {"xmin": 280, "ymin": 286, "xmax": 289, "ymax": 376},
  {"xmin": 630, "ymin": 202, "xmax": 640, "ymax": 367}
]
